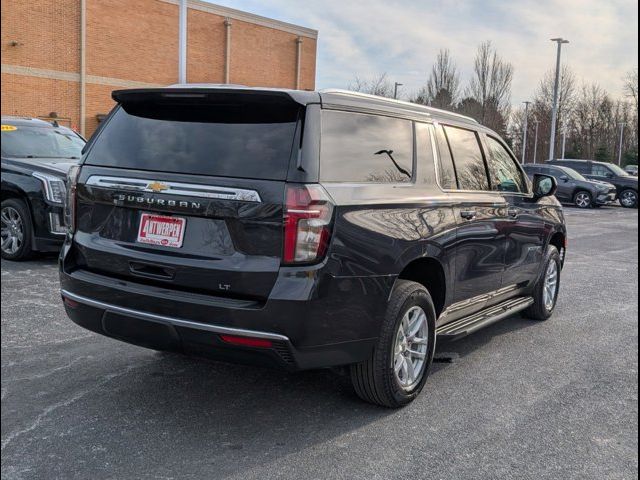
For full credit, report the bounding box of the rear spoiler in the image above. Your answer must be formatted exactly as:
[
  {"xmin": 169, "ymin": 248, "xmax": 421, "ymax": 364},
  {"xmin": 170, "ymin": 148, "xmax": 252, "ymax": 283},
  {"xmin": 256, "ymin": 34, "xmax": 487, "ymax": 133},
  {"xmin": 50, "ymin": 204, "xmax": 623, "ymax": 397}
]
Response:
[{"xmin": 112, "ymin": 87, "xmax": 320, "ymax": 107}]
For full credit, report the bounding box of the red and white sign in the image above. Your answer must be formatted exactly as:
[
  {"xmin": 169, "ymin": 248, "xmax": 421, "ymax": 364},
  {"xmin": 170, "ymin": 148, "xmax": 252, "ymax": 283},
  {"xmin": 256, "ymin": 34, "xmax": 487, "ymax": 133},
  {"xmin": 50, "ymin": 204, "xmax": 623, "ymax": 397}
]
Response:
[{"xmin": 137, "ymin": 213, "xmax": 186, "ymax": 248}]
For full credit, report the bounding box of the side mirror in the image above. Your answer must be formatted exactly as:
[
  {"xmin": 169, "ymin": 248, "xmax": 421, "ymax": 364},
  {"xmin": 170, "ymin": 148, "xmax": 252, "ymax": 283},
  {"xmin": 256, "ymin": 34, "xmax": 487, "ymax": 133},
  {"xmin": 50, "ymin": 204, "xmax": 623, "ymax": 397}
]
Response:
[
  {"xmin": 560, "ymin": 175, "xmax": 569, "ymax": 183},
  {"xmin": 532, "ymin": 174, "xmax": 557, "ymax": 199}
]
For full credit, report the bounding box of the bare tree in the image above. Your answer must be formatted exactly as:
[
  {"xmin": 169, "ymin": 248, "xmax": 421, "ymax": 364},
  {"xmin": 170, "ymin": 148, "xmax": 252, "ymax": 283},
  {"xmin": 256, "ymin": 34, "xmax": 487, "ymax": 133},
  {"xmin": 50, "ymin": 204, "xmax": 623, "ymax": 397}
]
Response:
[
  {"xmin": 623, "ymin": 69, "xmax": 639, "ymax": 163},
  {"xmin": 463, "ymin": 41, "xmax": 514, "ymax": 134},
  {"xmin": 415, "ymin": 49, "xmax": 460, "ymax": 109},
  {"xmin": 571, "ymin": 83, "xmax": 614, "ymax": 160},
  {"xmin": 348, "ymin": 73, "xmax": 394, "ymax": 98},
  {"xmin": 624, "ymin": 68, "xmax": 638, "ymax": 111},
  {"xmin": 529, "ymin": 65, "xmax": 577, "ymax": 160}
]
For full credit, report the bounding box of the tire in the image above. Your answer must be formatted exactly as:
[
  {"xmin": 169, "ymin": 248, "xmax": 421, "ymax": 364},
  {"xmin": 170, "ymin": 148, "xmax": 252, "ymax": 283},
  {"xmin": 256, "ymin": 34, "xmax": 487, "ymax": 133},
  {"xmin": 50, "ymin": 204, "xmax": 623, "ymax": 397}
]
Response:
[
  {"xmin": 1, "ymin": 198, "xmax": 33, "ymax": 261},
  {"xmin": 573, "ymin": 190, "xmax": 593, "ymax": 209},
  {"xmin": 524, "ymin": 245, "xmax": 561, "ymax": 321},
  {"xmin": 619, "ymin": 189, "xmax": 638, "ymax": 209},
  {"xmin": 350, "ymin": 280, "xmax": 436, "ymax": 408}
]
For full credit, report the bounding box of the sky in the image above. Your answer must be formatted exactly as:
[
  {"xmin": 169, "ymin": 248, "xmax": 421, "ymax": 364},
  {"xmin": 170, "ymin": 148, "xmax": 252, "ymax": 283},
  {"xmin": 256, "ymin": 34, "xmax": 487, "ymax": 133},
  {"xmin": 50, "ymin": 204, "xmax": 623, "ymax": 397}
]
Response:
[{"xmin": 208, "ymin": 0, "xmax": 638, "ymax": 106}]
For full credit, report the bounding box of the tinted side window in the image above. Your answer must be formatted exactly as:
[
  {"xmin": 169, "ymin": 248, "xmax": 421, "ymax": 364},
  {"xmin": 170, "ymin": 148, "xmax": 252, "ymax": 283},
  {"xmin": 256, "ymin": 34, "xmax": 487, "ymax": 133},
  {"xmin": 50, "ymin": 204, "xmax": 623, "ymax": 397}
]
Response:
[
  {"xmin": 547, "ymin": 167, "xmax": 564, "ymax": 178},
  {"xmin": 415, "ymin": 122, "xmax": 436, "ymax": 184},
  {"xmin": 434, "ymin": 125, "xmax": 458, "ymax": 189},
  {"xmin": 568, "ymin": 162, "xmax": 590, "ymax": 174},
  {"xmin": 320, "ymin": 111, "xmax": 413, "ymax": 183},
  {"xmin": 592, "ymin": 164, "xmax": 612, "ymax": 177},
  {"xmin": 443, "ymin": 126, "xmax": 489, "ymax": 191},
  {"xmin": 485, "ymin": 136, "xmax": 527, "ymax": 193}
]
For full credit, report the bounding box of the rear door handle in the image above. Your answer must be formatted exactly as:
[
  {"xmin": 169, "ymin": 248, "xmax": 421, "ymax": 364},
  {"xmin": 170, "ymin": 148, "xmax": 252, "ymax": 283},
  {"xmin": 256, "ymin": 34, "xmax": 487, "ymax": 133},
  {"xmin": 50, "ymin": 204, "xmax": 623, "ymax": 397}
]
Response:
[
  {"xmin": 507, "ymin": 208, "xmax": 519, "ymax": 218},
  {"xmin": 460, "ymin": 209, "xmax": 477, "ymax": 220}
]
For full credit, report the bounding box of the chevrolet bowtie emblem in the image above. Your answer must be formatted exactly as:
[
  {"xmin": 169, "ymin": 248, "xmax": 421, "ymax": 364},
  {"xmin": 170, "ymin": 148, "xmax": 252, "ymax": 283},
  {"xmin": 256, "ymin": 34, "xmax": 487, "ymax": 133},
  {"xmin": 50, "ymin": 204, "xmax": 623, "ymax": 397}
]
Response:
[{"xmin": 147, "ymin": 181, "xmax": 169, "ymax": 193}]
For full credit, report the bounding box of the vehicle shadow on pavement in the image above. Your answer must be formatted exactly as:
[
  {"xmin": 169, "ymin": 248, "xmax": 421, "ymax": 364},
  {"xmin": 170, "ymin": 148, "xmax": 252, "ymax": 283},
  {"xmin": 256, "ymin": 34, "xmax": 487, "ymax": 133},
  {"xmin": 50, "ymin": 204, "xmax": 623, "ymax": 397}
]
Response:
[
  {"xmin": 62, "ymin": 349, "xmax": 400, "ymax": 476},
  {"xmin": 433, "ymin": 314, "xmax": 537, "ymax": 363},
  {"xmin": 0, "ymin": 253, "xmax": 59, "ymax": 271},
  {"xmin": 2, "ymin": 257, "xmax": 539, "ymax": 478},
  {"xmin": 46, "ymin": 314, "xmax": 536, "ymax": 478}
]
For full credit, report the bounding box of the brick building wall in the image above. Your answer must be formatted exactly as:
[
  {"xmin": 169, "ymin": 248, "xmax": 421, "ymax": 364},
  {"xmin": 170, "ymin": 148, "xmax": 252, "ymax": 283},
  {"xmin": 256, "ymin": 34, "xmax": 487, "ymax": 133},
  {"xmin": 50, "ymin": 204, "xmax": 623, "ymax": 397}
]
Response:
[{"xmin": 1, "ymin": 0, "xmax": 318, "ymax": 136}]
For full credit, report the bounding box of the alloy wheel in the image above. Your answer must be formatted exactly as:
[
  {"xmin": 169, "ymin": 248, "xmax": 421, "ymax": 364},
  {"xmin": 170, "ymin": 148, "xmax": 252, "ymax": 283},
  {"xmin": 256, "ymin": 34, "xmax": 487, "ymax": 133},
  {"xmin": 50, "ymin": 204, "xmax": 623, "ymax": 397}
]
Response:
[
  {"xmin": 620, "ymin": 190, "xmax": 637, "ymax": 208},
  {"xmin": 575, "ymin": 192, "xmax": 591, "ymax": 208},
  {"xmin": 1, "ymin": 206, "xmax": 24, "ymax": 255},
  {"xmin": 393, "ymin": 306, "xmax": 429, "ymax": 391},
  {"xmin": 543, "ymin": 260, "xmax": 559, "ymax": 311}
]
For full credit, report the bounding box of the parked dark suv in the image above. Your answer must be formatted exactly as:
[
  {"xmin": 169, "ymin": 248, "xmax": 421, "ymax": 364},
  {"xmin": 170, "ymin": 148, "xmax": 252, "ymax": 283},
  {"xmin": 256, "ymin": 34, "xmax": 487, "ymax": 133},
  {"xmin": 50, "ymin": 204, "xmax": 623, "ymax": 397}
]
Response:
[
  {"xmin": 549, "ymin": 159, "xmax": 638, "ymax": 208},
  {"xmin": 1, "ymin": 116, "xmax": 85, "ymax": 260},
  {"xmin": 523, "ymin": 164, "xmax": 617, "ymax": 208},
  {"xmin": 60, "ymin": 86, "xmax": 566, "ymax": 407}
]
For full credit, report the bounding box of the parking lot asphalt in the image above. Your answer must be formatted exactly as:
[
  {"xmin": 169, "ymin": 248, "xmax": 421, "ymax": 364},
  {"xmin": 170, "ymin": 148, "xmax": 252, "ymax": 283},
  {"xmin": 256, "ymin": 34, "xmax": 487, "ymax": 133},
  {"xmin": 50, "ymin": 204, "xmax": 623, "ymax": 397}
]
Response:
[{"xmin": 1, "ymin": 206, "xmax": 638, "ymax": 480}]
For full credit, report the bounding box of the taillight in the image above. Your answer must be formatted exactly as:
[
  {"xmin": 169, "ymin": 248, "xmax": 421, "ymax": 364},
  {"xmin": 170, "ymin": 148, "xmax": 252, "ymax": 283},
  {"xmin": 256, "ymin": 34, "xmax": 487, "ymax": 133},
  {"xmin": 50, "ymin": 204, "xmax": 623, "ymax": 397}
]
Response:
[
  {"xmin": 62, "ymin": 296, "xmax": 79, "ymax": 309},
  {"xmin": 65, "ymin": 165, "xmax": 81, "ymax": 234},
  {"xmin": 283, "ymin": 184, "xmax": 334, "ymax": 264}
]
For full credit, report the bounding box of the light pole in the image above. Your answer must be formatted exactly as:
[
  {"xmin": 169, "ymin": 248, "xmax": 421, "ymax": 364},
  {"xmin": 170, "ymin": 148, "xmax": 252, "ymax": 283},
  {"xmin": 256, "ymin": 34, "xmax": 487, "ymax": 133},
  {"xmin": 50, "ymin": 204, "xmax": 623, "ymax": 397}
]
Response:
[
  {"xmin": 178, "ymin": 0, "xmax": 187, "ymax": 83},
  {"xmin": 533, "ymin": 119, "xmax": 540, "ymax": 164},
  {"xmin": 561, "ymin": 127, "xmax": 568, "ymax": 159},
  {"xmin": 393, "ymin": 82, "xmax": 403, "ymax": 99},
  {"xmin": 549, "ymin": 38, "xmax": 570, "ymax": 161},
  {"xmin": 618, "ymin": 122, "xmax": 626, "ymax": 165},
  {"xmin": 521, "ymin": 101, "xmax": 531, "ymax": 163}
]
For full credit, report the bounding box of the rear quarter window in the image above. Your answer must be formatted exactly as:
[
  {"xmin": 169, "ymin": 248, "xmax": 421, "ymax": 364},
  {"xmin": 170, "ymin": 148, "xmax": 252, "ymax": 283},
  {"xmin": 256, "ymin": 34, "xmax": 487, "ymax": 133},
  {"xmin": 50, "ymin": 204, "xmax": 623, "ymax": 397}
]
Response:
[{"xmin": 320, "ymin": 110, "xmax": 413, "ymax": 183}]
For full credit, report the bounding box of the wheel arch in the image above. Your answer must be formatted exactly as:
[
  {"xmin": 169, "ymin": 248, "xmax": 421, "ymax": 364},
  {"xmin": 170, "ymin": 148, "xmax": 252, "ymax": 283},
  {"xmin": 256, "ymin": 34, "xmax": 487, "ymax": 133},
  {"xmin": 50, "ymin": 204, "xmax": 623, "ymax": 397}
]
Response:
[
  {"xmin": 548, "ymin": 230, "xmax": 566, "ymax": 266},
  {"xmin": 2, "ymin": 183, "xmax": 23, "ymax": 201},
  {"xmin": 573, "ymin": 187, "xmax": 593, "ymax": 199},
  {"xmin": 394, "ymin": 256, "xmax": 447, "ymax": 318}
]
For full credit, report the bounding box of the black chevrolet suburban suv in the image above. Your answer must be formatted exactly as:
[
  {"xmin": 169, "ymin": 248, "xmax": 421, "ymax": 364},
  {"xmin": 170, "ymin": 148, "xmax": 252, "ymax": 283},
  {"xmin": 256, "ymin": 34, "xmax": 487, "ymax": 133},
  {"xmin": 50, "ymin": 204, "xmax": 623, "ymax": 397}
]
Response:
[{"xmin": 60, "ymin": 86, "xmax": 566, "ymax": 407}]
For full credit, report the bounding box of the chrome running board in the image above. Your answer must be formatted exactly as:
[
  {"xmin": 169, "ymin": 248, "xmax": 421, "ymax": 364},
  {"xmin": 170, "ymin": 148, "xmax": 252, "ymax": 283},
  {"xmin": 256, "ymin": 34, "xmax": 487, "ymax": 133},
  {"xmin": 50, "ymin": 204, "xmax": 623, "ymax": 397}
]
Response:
[{"xmin": 436, "ymin": 296, "xmax": 534, "ymax": 341}]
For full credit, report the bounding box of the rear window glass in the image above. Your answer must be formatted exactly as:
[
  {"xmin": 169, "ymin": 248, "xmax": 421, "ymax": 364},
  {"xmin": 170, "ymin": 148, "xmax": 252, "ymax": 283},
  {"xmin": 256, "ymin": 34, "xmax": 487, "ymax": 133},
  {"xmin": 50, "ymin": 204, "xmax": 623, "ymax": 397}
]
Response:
[
  {"xmin": 320, "ymin": 110, "xmax": 413, "ymax": 183},
  {"xmin": 443, "ymin": 125, "xmax": 489, "ymax": 191},
  {"xmin": 84, "ymin": 102, "xmax": 300, "ymax": 180}
]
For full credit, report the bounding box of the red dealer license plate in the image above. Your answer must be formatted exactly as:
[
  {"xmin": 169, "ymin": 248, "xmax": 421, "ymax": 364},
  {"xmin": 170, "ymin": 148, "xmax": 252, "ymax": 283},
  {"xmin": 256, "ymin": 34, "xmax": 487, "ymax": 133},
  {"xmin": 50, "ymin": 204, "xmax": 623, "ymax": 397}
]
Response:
[{"xmin": 137, "ymin": 213, "xmax": 186, "ymax": 248}]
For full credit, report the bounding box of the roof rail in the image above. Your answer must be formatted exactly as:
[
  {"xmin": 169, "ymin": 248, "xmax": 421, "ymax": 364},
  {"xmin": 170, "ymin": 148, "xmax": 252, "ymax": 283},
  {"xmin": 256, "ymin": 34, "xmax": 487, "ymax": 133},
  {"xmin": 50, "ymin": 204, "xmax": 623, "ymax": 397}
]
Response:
[{"xmin": 319, "ymin": 88, "xmax": 479, "ymax": 124}]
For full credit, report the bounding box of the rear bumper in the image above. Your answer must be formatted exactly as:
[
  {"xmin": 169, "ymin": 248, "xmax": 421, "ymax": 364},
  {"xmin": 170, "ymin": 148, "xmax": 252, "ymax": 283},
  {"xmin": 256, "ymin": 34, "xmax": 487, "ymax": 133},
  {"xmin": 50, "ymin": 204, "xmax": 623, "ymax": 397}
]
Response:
[{"xmin": 59, "ymin": 258, "xmax": 392, "ymax": 371}]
